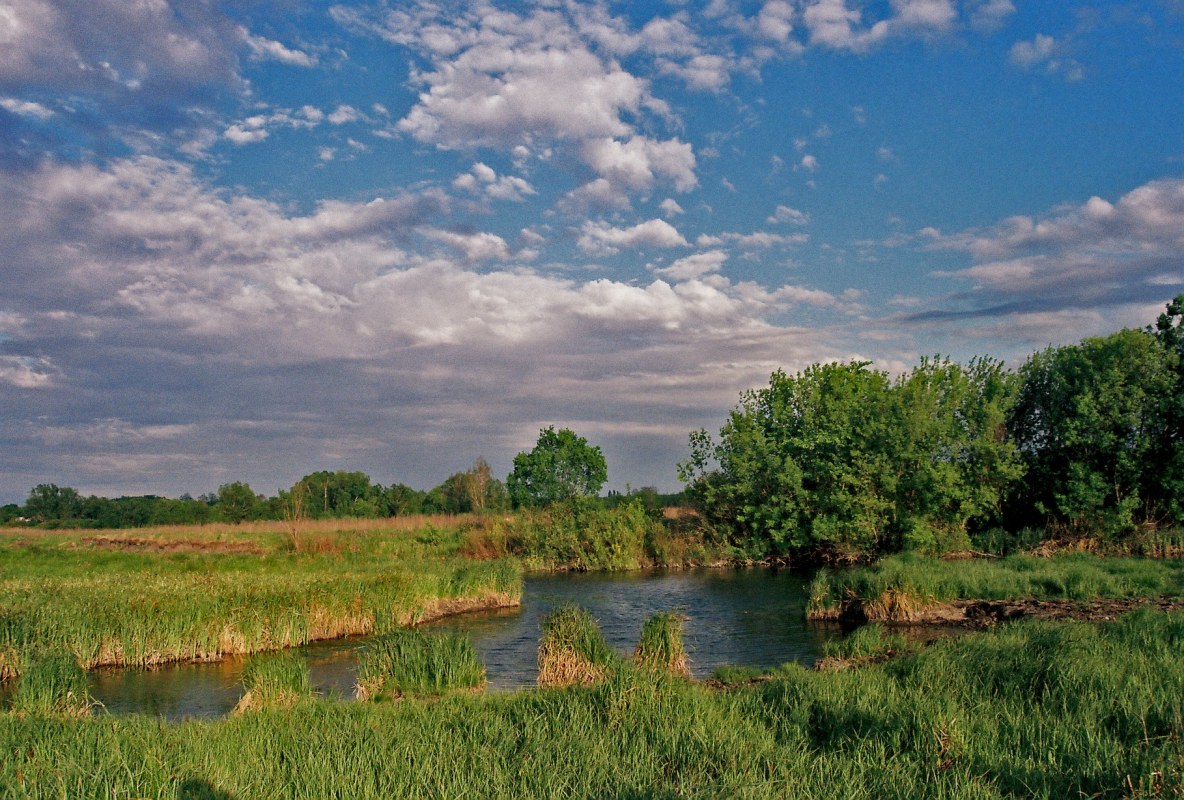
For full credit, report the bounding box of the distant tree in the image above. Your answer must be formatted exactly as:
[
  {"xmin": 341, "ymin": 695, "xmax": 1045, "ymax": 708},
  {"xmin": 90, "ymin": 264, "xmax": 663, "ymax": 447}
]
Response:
[
  {"xmin": 507, "ymin": 427, "xmax": 608, "ymax": 509},
  {"xmin": 291, "ymin": 471, "xmax": 377, "ymax": 518},
  {"xmin": 216, "ymin": 481, "xmax": 261, "ymax": 523},
  {"xmin": 23, "ymin": 484, "xmax": 83, "ymax": 524}
]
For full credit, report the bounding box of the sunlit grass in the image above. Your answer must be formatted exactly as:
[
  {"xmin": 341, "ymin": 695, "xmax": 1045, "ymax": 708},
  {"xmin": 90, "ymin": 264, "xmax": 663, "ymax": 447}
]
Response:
[
  {"xmin": 1, "ymin": 610, "xmax": 1181, "ymax": 797},
  {"xmin": 0, "ymin": 519, "xmax": 521, "ymax": 678},
  {"xmin": 355, "ymin": 629, "xmax": 485, "ymax": 699},
  {"xmin": 808, "ymin": 552, "xmax": 1184, "ymax": 619}
]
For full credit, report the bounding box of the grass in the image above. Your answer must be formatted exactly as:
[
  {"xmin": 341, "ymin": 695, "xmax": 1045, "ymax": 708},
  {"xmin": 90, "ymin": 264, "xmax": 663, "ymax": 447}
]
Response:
[
  {"xmin": 10, "ymin": 652, "xmax": 95, "ymax": 717},
  {"xmin": 234, "ymin": 652, "xmax": 312, "ymax": 712},
  {"xmin": 808, "ymin": 551, "xmax": 1184, "ymax": 620},
  {"xmin": 633, "ymin": 612, "xmax": 691, "ymax": 678},
  {"xmin": 0, "ymin": 610, "xmax": 1181, "ymax": 797},
  {"xmin": 0, "ymin": 517, "xmax": 522, "ymax": 679},
  {"xmin": 355, "ymin": 629, "xmax": 486, "ymax": 699},
  {"xmin": 536, "ymin": 606, "xmax": 623, "ymax": 687}
]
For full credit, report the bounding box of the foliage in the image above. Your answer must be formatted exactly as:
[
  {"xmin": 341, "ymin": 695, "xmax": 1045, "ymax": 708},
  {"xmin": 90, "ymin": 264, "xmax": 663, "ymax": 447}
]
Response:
[
  {"xmin": 3, "ymin": 612, "xmax": 1183, "ymax": 797},
  {"xmin": 682, "ymin": 358, "xmax": 1021, "ymax": 559},
  {"xmin": 356, "ymin": 629, "xmax": 485, "ymax": 699},
  {"xmin": 507, "ymin": 427, "xmax": 608, "ymax": 509},
  {"xmin": 508, "ymin": 499, "xmax": 655, "ymax": 571},
  {"xmin": 1009, "ymin": 326, "xmax": 1177, "ymax": 534}
]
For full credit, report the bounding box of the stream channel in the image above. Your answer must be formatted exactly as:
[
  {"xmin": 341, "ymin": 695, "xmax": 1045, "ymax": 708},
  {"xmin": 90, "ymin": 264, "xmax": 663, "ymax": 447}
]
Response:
[{"xmin": 87, "ymin": 567, "xmax": 836, "ymax": 721}]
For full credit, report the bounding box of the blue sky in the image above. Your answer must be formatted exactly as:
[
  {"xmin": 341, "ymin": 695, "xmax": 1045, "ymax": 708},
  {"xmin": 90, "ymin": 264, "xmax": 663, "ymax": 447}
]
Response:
[{"xmin": 1, "ymin": 0, "xmax": 1182, "ymax": 502}]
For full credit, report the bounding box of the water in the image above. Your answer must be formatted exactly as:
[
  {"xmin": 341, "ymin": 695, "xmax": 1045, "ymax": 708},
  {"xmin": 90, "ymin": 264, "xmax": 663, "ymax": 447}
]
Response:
[{"xmin": 84, "ymin": 567, "xmax": 832, "ymax": 721}]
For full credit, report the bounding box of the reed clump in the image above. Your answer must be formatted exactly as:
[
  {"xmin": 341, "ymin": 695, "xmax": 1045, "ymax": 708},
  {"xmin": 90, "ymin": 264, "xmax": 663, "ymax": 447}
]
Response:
[
  {"xmin": 537, "ymin": 606, "xmax": 622, "ymax": 687},
  {"xmin": 633, "ymin": 612, "xmax": 691, "ymax": 678},
  {"xmin": 355, "ymin": 629, "xmax": 485, "ymax": 700},
  {"xmin": 234, "ymin": 651, "xmax": 312, "ymax": 713},
  {"xmin": 10, "ymin": 652, "xmax": 95, "ymax": 717}
]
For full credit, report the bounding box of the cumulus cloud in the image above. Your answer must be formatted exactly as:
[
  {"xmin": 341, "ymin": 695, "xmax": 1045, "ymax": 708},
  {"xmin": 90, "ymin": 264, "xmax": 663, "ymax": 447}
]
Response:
[
  {"xmin": 453, "ymin": 163, "xmax": 536, "ymax": 202},
  {"xmin": 926, "ymin": 178, "xmax": 1184, "ymax": 314},
  {"xmin": 0, "ymin": 156, "xmax": 867, "ymax": 496},
  {"xmin": 577, "ymin": 219, "xmax": 690, "ymax": 255},
  {"xmin": 655, "ymin": 250, "xmax": 729, "ymax": 281},
  {"xmin": 334, "ymin": 1, "xmax": 697, "ymax": 202}
]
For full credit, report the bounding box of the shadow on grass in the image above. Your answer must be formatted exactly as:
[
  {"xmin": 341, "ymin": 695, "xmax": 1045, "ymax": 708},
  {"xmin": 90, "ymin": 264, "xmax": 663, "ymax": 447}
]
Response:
[{"xmin": 178, "ymin": 778, "xmax": 236, "ymax": 800}]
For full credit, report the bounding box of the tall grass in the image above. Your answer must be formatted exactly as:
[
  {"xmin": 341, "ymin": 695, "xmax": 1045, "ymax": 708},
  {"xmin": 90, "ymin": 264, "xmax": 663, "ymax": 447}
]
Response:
[
  {"xmin": 537, "ymin": 606, "xmax": 622, "ymax": 687},
  {"xmin": 808, "ymin": 552, "xmax": 1184, "ymax": 619},
  {"xmin": 1, "ymin": 611, "xmax": 1181, "ymax": 797},
  {"xmin": 234, "ymin": 652, "xmax": 312, "ymax": 712},
  {"xmin": 355, "ymin": 629, "xmax": 485, "ymax": 699},
  {"xmin": 0, "ymin": 520, "xmax": 522, "ymax": 679},
  {"xmin": 10, "ymin": 652, "xmax": 94, "ymax": 717},
  {"xmin": 633, "ymin": 612, "xmax": 691, "ymax": 678}
]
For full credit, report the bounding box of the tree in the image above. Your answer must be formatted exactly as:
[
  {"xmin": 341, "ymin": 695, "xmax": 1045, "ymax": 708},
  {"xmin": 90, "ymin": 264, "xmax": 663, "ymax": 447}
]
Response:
[
  {"xmin": 1148, "ymin": 294, "xmax": 1184, "ymax": 524},
  {"xmin": 507, "ymin": 427, "xmax": 607, "ymax": 508},
  {"xmin": 1009, "ymin": 327, "xmax": 1175, "ymax": 534},
  {"xmin": 23, "ymin": 484, "xmax": 83, "ymax": 523},
  {"xmin": 216, "ymin": 481, "xmax": 261, "ymax": 523}
]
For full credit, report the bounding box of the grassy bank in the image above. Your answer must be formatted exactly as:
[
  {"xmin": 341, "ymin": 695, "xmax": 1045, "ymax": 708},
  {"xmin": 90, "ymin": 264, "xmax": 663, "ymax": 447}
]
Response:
[
  {"xmin": 808, "ymin": 552, "xmax": 1184, "ymax": 621},
  {"xmin": 0, "ymin": 517, "xmax": 521, "ymax": 678},
  {"xmin": 1, "ymin": 610, "xmax": 1181, "ymax": 797}
]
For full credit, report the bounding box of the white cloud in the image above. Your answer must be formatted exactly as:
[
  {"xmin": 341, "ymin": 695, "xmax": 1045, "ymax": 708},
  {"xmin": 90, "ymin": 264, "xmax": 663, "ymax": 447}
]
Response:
[
  {"xmin": 968, "ymin": 0, "xmax": 1016, "ymax": 31},
  {"xmin": 0, "ymin": 96, "xmax": 53, "ymax": 119},
  {"xmin": 328, "ymin": 104, "xmax": 362, "ymax": 125},
  {"xmin": 767, "ymin": 205, "xmax": 809, "ymax": 225},
  {"xmin": 799, "ymin": 154, "xmax": 819, "ymax": 172},
  {"xmin": 243, "ymin": 32, "xmax": 317, "ymax": 67},
  {"xmin": 578, "ymin": 219, "xmax": 690, "ymax": 255},
  {"xmin": 1009, "ymin": 34, "xmax": 1056, "ymax": 69},
  {"xmin": 928, "ymin": 178, "xmax": 1184, "ymax": 307},
  {"xmin": 0, "ymin": 356, "xmax": 54, "ymax": 389},
  {"xmin": 581, "ymin": 136, "xmax": 697, "ymax": 193},
  {"xmin": 659, "ymin": 198, "xmax": 685, "ymax": 217},
  {"xmin": 655, "ymin": 250, "xmax": 729, "ymax": 281}
]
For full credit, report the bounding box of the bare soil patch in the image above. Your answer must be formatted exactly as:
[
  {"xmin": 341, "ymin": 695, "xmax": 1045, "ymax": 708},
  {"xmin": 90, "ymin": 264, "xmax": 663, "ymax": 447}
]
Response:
[
  {"xmin": 77, "ymin": 535, "xmax": 268, "ymax": 556},
  {"xmin": 827, "ymin": 596, "xmax": 1184, "ymax": 627}
]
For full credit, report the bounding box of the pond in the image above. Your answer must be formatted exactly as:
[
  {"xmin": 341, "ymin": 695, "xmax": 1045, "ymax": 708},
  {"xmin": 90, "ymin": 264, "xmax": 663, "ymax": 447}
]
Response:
[{"xmin": 85, "ymin": 567, "xmax": 835, "ymax": 721}]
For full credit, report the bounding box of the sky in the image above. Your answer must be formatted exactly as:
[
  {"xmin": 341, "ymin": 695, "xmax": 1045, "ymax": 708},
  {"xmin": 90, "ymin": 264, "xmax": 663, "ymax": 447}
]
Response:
[{"xmin": 1, "ymin": 0, "xmax": 1183, "ymax": 503}]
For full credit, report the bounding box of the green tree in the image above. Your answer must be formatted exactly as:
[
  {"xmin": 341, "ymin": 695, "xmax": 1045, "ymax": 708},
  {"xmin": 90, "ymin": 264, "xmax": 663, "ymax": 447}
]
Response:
[
  {"xmin": 1149, "ymin": 294, "xmax": 1184, "ymax": 524},
  {"xmin": 507, "ymin": 427, "xmax": 608, "ymax": 509},
  {"xmin": 1009, "ymin": 327, "xmax": 1175, "ymax": 535},
  {"xmin": 291, "ymin": 471, "xmax": 378, "ymax": 518},
  {"xmin": 216, "ymin": 481, "xmax": 261, "ymax": 523},
  {"xmin": 23, "ymin": 484, "xmax": 83, "ymax": 524}
]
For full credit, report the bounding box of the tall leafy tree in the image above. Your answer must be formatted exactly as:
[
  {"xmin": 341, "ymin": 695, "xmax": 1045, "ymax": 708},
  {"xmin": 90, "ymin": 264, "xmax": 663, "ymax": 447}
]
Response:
[
  {"xmin": 507, "ymin": 427, "xmax": 607, "ymax": 508},
  {"xmin": 1148, "ymin": 293, "xmax": 1184, "ymax": 524},
  {"xmin": 1009, "ymin": 327, "xmax": 1175, "ymax": 534}
]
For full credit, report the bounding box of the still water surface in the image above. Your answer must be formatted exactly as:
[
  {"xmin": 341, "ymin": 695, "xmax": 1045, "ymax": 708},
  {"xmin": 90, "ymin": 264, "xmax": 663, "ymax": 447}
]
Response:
[{"xmin": 87, "ymin": 568, "xmax": 832, "ymax": 721}]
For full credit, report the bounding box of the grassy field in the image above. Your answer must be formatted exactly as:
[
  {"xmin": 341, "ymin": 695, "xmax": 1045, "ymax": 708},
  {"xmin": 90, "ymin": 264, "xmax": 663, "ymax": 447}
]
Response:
[
  {"xmin": 0, "ymin": 609, "xmax": 1181, "ymax": 798},
  {"xmin": 808, "ymin": 552, "xmax": 1184, "ymax": 621},
  {"xmin": 0, "ymin": 517, "xmax": 521, "ymax": 679}
]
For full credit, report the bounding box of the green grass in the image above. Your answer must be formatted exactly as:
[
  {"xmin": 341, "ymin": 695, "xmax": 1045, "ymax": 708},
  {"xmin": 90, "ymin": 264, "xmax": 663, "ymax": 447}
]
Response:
[
  {"xmin": 0, "ymin": 519, "xmax": 522, "ymax": 678},
  {"xmin": 808, "ymin": 552, "xmax": 1184, "ymax": 618},
  {"xmin": 355, "ymin": 629, "xmax": 486, "ymax": 699},
  {"xmin": 634, "ymin": 612, "xmax": 691, "ymax": 678},
  {"xmin": 1, "ymin": 610, "xmax": 1181, "ymax": 797},
  {"xmin": 235, "ymin": 652, "xmax": 312, "ymax": 712},
  {"xmin": 537, "ymin": 605, "xmax": 623, "ymax": 687},
  {"xmin": 10, "ymin": 652, "xmax": 94, "ymax": 717}
]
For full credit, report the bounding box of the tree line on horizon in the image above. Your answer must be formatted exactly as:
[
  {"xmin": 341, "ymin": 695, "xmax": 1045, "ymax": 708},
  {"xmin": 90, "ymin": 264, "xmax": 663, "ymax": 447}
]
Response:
[
  {"xmin": 1, "ymin": 428, "xmax": 676, "ymax": 529},
  {"xmin": 6, "ymin": 295, "xmax": 1183, "ymax": 560}
]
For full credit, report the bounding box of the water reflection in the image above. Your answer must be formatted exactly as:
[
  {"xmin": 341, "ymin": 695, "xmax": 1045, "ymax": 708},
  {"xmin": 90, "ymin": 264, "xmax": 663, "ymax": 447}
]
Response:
[{"xmin": 79, "ymin": 567, "xmax": 828, "ymax": 721}]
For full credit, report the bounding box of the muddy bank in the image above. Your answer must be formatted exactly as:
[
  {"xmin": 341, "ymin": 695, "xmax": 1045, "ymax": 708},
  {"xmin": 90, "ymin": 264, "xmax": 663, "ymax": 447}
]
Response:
[{"xmin": 811, "ymin": 596, "xmax": 1184, "ymax": 627}]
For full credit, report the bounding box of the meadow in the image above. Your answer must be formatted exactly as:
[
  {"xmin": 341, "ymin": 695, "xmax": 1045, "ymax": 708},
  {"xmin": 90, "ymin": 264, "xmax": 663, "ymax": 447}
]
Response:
[
  {"xmin": 0, "ymin": 516, "xmax": 521, "ymax": 680},
  {"xmin": 1, "ymin": 608, "xmax": 1181, "ymax": 798}
]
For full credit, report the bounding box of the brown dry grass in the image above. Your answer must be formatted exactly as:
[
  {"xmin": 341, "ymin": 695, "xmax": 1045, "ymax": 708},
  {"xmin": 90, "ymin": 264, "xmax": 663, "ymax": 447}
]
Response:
[{"xmin": 536, "ymin": 646, "xmax": 607, "ymax": 688}]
